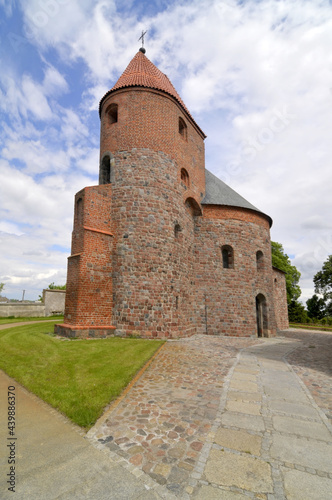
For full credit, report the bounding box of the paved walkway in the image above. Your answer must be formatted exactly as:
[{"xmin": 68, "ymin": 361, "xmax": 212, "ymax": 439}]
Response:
[{"xmin": 1, "ymin": 329, "xmax": 332, "ymax": 499}]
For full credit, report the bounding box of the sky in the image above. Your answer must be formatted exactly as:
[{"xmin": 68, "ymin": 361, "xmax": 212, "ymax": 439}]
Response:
[{"xmin": 0, "ymin": 0, "xmax": 331, "ymax": 303}]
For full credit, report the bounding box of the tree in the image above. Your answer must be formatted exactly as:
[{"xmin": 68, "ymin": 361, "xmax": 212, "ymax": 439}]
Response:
[
  {"xmin": 271, "ymin": 241, "xmax": 301, "ymax": 304},
  {"xmin": 314, "ymin": 255, "xmax": 332, "ymax": 319},
  {"xmin": 314, "ymin": 255, "xmax": 332, "ymax": 301},
  {"xmin": 306, "ymin": 294, "xmax": 326, "ymax": 320},
  {"xmin": 38, "ymin": 283, "xmax": 66, "ymax": 301},
  {"xmin": 288, "ymin": 300, "xmax": 307, "ymax": 323},
  {"xmin": 48, "ymin": 282, "xmax": 66, "ymax": 290},
  {"xmin": 0, "ymin": 283, "xmax": 4, "ymax": 295}
]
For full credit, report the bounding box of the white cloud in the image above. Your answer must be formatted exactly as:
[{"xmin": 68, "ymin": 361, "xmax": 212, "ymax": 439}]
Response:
[
  {"xmin": 1, "ymin": 0, "xmax": 332, "ymax": 303},
  {"xmin": 42, "ymin": 66, "xmax": 69, "ymax": 96},
  {"xmin": 0, "ymin": 0, "xmax": 15, "ymax": 16},
  {"xmin": 21, "ymin": 74, "xmax": 53, "ymax": 120}
]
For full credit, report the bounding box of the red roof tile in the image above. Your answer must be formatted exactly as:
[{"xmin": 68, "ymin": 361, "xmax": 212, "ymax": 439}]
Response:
[{"xmin": 99, "ymin": 51, "xmax": 205, "ymax": 137}]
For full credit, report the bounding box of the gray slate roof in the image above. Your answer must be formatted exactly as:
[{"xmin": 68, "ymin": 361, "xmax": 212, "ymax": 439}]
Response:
[{"xmin": 202, "ymin": 169, "xmax": 272, "ymax": 226}]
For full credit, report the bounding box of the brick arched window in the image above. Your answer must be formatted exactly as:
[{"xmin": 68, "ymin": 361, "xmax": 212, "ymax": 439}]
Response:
[
  {"xmin": 256, "ymin": 251, "xmax": 264, "ymax": 271},
  {"xmin": 180, "ymin": 168, "xmax": 189, "ymax": 188},
  {"xmin": 179, "ymin": 117, "xmax": 187, "ymax": 140},
  {"xmin": 106, "ymin": 103, "xmax": 118, "ymax": 124},
  {"xmin": 222, "ymin": 245, "xmax": 234, "ymax": 269},
  {"xmin": 185, "ymin": 197, "xmax": 202, "ymax": 216}
]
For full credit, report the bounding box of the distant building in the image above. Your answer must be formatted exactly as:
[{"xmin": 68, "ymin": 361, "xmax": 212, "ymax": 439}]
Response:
[{"xmin": 55, "ymin": 49, "xmax": 288, "ymax": 339}]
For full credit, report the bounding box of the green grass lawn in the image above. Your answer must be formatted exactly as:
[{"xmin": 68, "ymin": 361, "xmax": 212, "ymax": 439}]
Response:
[
  {"xmin": 0, "ymin": 322, "xmax": 164, "ymax": 429},
  {"xmin": 0, "ymin": 316, "xmax": 63, "ymax": 325},
  {"xmin": 289, "ymin": 323, "xmax": 332, "ymax": 332}
]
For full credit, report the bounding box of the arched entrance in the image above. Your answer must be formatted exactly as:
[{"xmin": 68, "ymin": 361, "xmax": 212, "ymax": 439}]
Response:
[{"xmin": 256, "ymin": 293, "xmax": 268, "ymax": 337}]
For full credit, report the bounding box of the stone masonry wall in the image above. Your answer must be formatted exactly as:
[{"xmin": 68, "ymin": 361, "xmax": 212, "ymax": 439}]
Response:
[
  {"xmin": 194, "ymin": 205, "xmax": 277, "ymax": 337},
  {"xmin": 110, "ymin": 148, "xmax": 197, "ymax": 338},
  {"xmin": 58, "ymin": 77, "xmax": 288, "ymax": 339},
  {"xmin": 273, "ymin": 267, "xmax": 289, "ymax": 330},
  {"xmin": 98, "ymin": 87, "xmax": 206, "ymax": 338}
]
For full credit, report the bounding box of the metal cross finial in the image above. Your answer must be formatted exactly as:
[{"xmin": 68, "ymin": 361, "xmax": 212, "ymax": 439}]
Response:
[{"xmin": 138, "ymin": 30, "xmax": 147, "ymax": 48}]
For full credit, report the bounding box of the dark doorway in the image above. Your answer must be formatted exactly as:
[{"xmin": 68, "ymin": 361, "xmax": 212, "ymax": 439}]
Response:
[{"xmin": 256, "ymin": 293, "xmax": 268, "ymax": 337}]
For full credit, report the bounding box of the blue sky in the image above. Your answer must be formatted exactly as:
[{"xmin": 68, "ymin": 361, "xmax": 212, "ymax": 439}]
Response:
[{"xmin": 0, "ymin": 0, "xmax": 332, "ymax": 303}]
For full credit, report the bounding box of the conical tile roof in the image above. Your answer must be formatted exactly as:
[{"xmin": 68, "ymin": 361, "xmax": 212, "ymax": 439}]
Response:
[{"xmin": 99, "ymin": 50, "xmax": 205, "ymax": 137}]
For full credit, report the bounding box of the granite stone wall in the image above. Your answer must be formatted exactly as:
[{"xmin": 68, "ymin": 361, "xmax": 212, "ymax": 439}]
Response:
[
  {"xmin": 194, "ymin": 206, "xmax": 277, "ymax": 337},
  {"xmin": 56, "ymin": 83, "xmax": 288, "ymax": 339},
  {"xmin": 273, "ymin": 267, "xmax": 289, "ymax": 331}
]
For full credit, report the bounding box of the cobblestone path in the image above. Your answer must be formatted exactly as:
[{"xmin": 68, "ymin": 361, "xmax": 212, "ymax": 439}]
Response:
[
  {"xmin": 88, "ymin": 332, "xmax": 332, "ymax": 499},
  {"xmin": 88, "ymin": 335, "xmax": 263, "ymax": 496}
]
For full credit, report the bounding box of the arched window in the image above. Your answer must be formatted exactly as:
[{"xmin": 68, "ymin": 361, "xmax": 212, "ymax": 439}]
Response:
[
  {"xmin": 179, "ymin": 117, "xmax": 187, "ymax": 140},
  {"xmin": 256, "ymin": 251, "xmax": 264, "ymax": 271},
  {"xmin": 99, "ymin": 154, "xmax": 111, "ymax": 184},
  {"xmin": 185, "ymin": 197, "xmax": 202, "ymax": 216},
  {"xmin": 106, "ymin": 103, "xmax": 118, "ymax": 124},
  {"xmin": 221, "ymin": 245, "xmax": 234, "ymax": 269},
  {"xmin": 180, "ymin": 168, "xmax": 189, "ymax": 188}
]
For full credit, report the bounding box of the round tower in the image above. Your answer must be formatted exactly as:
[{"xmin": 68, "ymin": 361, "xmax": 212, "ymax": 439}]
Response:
[{"xmin": 98, "ymin": 50, "xmax": 206, "ymax": 338}]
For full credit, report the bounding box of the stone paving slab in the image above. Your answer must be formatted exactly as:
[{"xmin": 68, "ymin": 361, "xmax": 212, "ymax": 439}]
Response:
[
  {"xmin": 272, "ymin": 415, "xmax": 331, "ymax": 440},
  {"xmin": 228, "ymin": 380, "xmax": 259, "ymax": 392},
  {"xmin": 226, "ymin": 400, "xmax": 261, "ymax": 415},
  {"xmin": 270, "ymin": 433, "xmax": 332, "ymax": 473},
  {"xmin": 231, "ymin": 372, "xmax": 257, "ymax": 381},
  {"xmin": 214, "ymin": 427, "xmax": 262, "ymax": 455},
  {"xmin": 203, "ymin": 448, "xmax": 273, "ymax": 493},
  {"xmin": 193, "ymin": 485, "xmax": 249, "ymax": 499},
  {"xmin": 267, "ymin": 400, "xmax": 321, "ymax": 419},
  {"xmin": 227, "ymin": 391, "xmax": 262, "ymax": 402},
  {"xmin": 221, "ymin": 412, "xmax": 265, "ymax": 432},
  {"xmin": 264, "ymin": 386, "xmax": 310, "ymax": 403},
  {"xmin": 282, "ymin": 468, "xmax": 332, "ymax": 500}
]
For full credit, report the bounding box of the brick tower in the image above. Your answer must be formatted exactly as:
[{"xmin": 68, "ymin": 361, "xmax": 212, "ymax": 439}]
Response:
[{"xmin": 55, "ymin": 48, "xmax": 288, "ymax": 339}]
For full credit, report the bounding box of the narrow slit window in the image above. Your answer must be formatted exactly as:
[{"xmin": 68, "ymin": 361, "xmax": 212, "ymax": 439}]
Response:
[
  {"xmin": 179, "ymin": 117, "xmax": 187, "ymax": 140},
  {"xmin": 180, "ymin": 168, "xmax": 189, "ymax": 187},
  {"xmin": 100, "ymin": 155, "xmax": 111, "ymax": 184},
  {"xmin": 174, "ymin": 224, "xmax": 182, "ymax": 238},
  {"xmin": 256, "ymin": 251, "xmax": 264, "ymax": 271},
  {"xmin": 221, "ymin": 245, "xmax": 234, "ymax": 269},
  {"xmin": 76, "ymin": 198, "xmax": 83, "ymax": 225}
]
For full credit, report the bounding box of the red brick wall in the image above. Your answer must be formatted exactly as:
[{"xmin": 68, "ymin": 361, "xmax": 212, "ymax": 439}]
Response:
[
  {"xmin": 59, "ymin": 185, "xmax": 114, "ymax": 335},
  {"xmin": 100, "ymin": 88, "xmax": 206, "ymax": 205}
]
